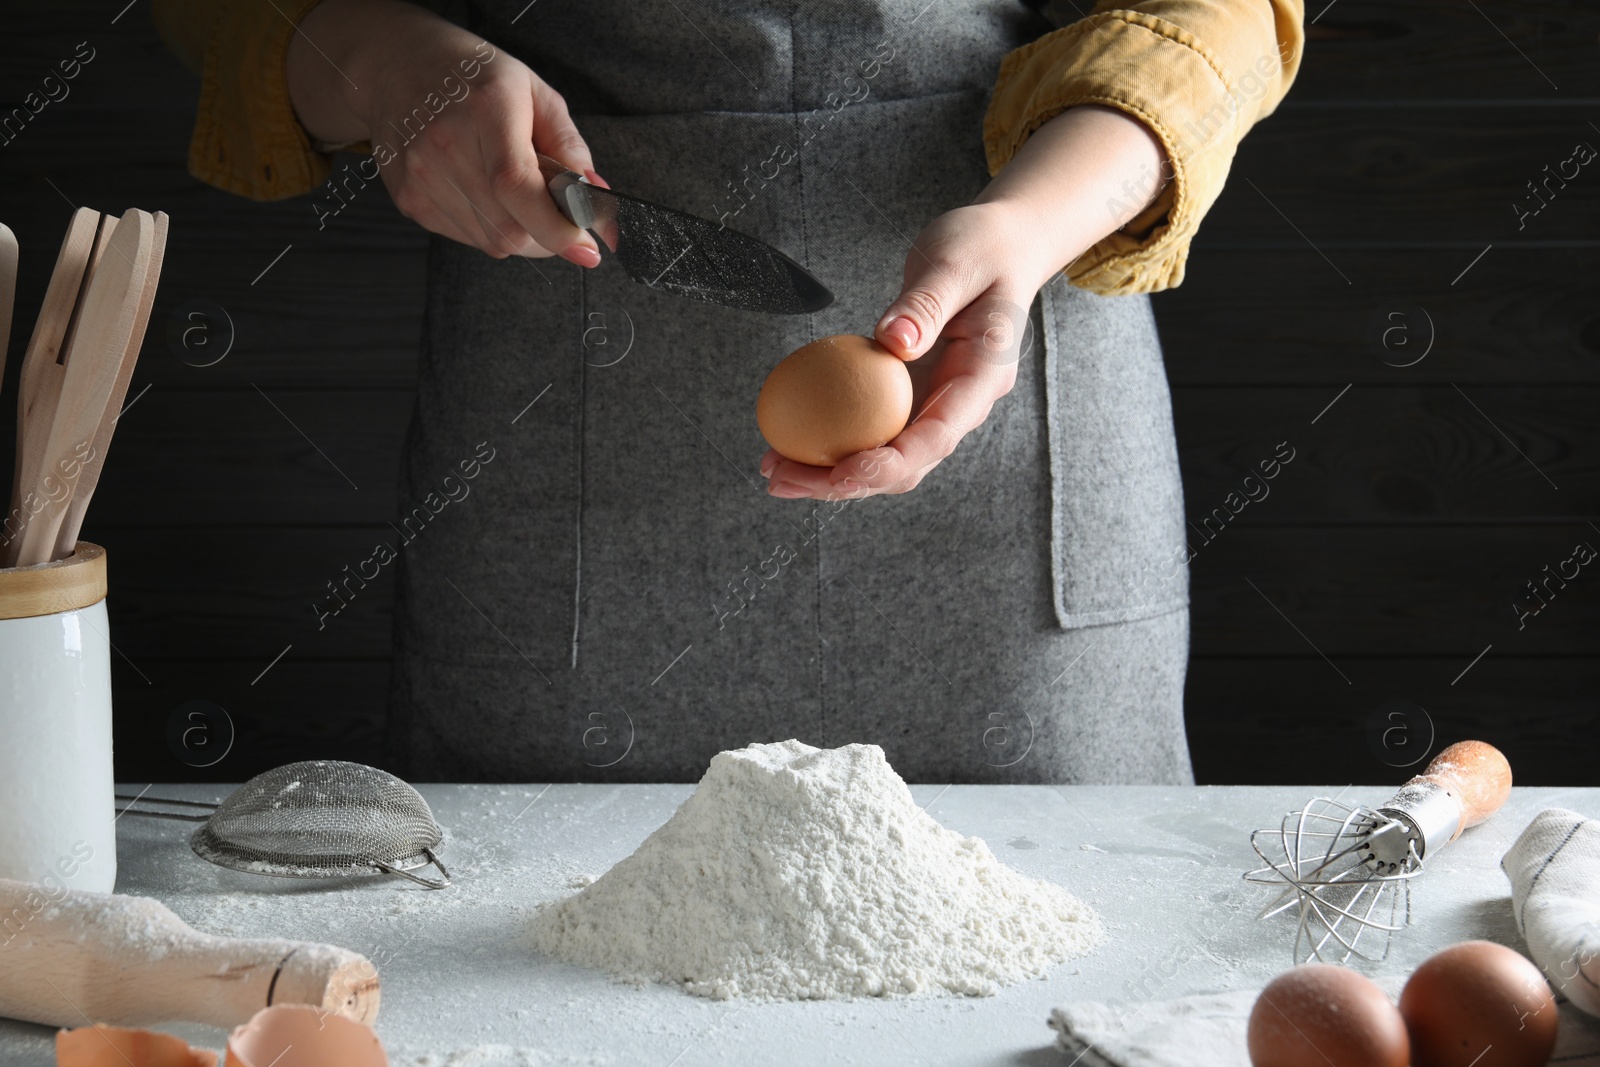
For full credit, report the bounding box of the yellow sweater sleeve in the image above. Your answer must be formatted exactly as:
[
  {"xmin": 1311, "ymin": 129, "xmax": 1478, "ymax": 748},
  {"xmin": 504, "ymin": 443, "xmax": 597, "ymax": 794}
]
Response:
[
  {"xmin": 985, "ymin": 0, "xmax": 1305, "ymax": 295},
  {"xmin": 152, "ymin": 0, "xmax": 337, "ymax": 201}
]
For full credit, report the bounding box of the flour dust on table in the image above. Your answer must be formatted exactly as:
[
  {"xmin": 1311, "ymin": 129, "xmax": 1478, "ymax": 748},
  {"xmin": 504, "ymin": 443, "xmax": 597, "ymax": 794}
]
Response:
[
  {"xmin": 527, "ymin": 741, "xmax": 1104, "ymax": 1000},
  {"xmin": 399, "ymin": 1046, "xmax": 606, "ymax": 1066}
]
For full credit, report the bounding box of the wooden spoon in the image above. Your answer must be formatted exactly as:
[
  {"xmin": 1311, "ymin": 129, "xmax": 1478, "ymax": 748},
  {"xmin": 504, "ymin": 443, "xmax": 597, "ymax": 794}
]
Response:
[
  {"xmin": 54, "ymin": 210, "xmax": 168, "ymax": 558},
  {"xmin": 4, "ymin": 207, "xmax": 99, "ymax": 568},
  {"xmin": 0, "ymin": 223, "xmax": 17, "ymax": 388},
  {"xmin": 8, "ymin": 210, "xmax": 151, "ymax": 567}
]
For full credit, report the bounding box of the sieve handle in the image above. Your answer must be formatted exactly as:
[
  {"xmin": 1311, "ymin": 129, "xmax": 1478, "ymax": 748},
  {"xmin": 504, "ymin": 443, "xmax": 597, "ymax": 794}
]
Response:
[
  {"xmin": 374, "ymin": 847, "xmax": 451, "ymax": 890},
  {"xmin": 0, "ymin": 878, "xmax": 380, "ymax": 1029}
]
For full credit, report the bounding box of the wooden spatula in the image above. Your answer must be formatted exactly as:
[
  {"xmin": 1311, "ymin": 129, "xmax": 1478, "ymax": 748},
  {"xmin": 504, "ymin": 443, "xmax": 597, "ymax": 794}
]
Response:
[
  {"xmin": 8, "ymin": 210, "xmax": 152, "ymax": 567},
  {"xmin": 5, "ymin": 208, "xmax": 99, "ymax": 568},
  {"xmin": 54, "ymin": 210, "xmax": 168, "ymax": 558},
  {"xmin": 0, "ymin": 878, "xmax": 380, "ymax": 1029}
]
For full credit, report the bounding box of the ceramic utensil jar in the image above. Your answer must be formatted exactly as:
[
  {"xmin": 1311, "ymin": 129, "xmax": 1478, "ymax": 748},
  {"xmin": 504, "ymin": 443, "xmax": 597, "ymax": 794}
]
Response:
[{"xmin": 0, "ymin": 542, "xmax": 115, "ymax": 894}]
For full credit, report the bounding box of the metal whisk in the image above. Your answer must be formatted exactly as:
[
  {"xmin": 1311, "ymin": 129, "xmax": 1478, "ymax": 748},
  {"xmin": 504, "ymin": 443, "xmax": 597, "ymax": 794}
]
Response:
[
  {"xmin": 1244, "ymin": 740, "xmax": 1510, "ymax": 964},
  {"xmin": 118, "ymin": 760, "xmax": 451, "ymax": 889}
]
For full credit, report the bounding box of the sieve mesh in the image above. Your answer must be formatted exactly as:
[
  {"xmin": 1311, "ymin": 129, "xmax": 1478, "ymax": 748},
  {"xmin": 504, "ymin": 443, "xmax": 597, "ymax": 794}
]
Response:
[{"xmin": 188, "ymin": 760, "xmax": 450, "ymax": 887}]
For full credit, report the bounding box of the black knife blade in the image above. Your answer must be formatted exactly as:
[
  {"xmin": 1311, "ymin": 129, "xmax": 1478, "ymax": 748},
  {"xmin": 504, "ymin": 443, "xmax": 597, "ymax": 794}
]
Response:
[{"xmin": 538, "ymin": 154, "xmax": 834, "ymax": 316}]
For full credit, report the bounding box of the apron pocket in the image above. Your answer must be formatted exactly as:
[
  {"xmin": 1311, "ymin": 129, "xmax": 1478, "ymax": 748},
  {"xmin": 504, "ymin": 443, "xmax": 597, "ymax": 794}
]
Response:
[{"xmin": 1039, "ymin": 274, "xmax": 1189, "ymax": 628}]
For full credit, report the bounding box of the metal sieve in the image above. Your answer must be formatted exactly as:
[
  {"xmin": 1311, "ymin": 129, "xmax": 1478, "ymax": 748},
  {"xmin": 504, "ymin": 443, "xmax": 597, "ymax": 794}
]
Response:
[{"xmin": 117, "ymin": 760, "xmax": 451, "ymax": 889}]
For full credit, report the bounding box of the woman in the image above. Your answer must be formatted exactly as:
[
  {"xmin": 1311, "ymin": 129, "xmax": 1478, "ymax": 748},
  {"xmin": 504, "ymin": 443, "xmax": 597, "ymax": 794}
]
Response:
[{"xmin": 154, "ymin": 0, "xmax": 1302, "ymax": 783}]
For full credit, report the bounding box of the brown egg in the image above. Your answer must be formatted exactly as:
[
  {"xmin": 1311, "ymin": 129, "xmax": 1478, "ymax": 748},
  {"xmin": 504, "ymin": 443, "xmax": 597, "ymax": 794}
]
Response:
[
  {"xmin": 1401, "ymin": 940, "xmax": 1558, "ymax": 1067},
  {"xmin": 226, "ymin": 1004, "xmax": 387, "ymax": 1067},
  {"xmin": 1248, "ymin": 963, "xmax": 1409, "ymax": 1067},
  {"xmin": 757, "ymin": 334, "xmax": 913, "ymax": 467},
  {"xmin": 56, "ymin": 1026, "xmax": 217, "ymax": 1067}
]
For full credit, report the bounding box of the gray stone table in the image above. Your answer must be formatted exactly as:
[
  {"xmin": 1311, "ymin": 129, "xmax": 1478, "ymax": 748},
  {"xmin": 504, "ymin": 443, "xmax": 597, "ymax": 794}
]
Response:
[{"xmin": 1, "ymin": 784, "xmax": 1597, "ymax": 1065}]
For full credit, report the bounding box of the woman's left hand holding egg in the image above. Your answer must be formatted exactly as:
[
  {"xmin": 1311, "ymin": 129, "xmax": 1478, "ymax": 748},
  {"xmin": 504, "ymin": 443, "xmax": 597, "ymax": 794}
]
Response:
[{"xmin": 761, "ymin": 104, "xmax": 1171, "ymax": 500}]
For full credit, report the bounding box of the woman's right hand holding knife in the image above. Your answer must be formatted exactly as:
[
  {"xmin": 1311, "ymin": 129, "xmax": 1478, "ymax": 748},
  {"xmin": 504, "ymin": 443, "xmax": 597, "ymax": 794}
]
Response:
[{"xmin": 285, "ymin": 0, "xmax": 604, "ymax": 266}]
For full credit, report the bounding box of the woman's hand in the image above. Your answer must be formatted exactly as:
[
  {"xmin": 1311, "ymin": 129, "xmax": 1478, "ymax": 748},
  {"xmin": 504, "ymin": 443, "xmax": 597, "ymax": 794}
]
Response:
[
  {"xmin": 761, "ymin": 200, "xmax": 1050, "ymax": 499},
  {"xmin": 288, "ymin": 0, "xmax": 601, "ymax": 265},
  {"xmin": 760, "ymin": 104, "xmax": 1172, "ymax": 500}
]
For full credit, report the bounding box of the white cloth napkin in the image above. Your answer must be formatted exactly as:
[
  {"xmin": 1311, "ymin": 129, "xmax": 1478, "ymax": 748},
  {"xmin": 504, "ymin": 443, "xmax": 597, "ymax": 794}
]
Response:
[
  {"xmin": 1503, "ymin": 807, "xmax": 1600, "ymax": 1018},
  {"xmin": 1048, "ymin": 985, "xmax": 1275, "ymax": 1066},
  {"xmin": 1048, "ymin": 974, "xmax": 1600, "ymax": 1066}
]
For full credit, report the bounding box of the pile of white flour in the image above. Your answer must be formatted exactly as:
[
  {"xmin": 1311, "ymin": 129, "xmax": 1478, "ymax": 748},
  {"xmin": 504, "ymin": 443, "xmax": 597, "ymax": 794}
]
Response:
[{"xmin": 528, "ymin": 740, "xmax": 1103, "ymax": 1000}]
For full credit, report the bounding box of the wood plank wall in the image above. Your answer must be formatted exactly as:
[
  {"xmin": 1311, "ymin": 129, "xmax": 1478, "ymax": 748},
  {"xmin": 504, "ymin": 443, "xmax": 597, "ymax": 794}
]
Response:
[
  {"xmin": 1167, "ymin": 2, "xmax": 1600, "ymax": 785},
  {"xmin": 1, "ymin": 2, "xmax": 1594, "ymax": 785}
]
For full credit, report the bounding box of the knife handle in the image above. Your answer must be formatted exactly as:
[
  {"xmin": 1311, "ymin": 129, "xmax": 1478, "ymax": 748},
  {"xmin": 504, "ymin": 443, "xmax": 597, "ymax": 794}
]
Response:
[{"xmin": 537, "ymin": 153, "xmax": 594, "ymax": 230}]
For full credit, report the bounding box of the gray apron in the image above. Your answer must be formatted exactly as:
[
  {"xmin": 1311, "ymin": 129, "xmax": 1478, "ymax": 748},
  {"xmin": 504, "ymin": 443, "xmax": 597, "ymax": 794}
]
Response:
[{"xmin": 385, "ymin": 0, "xmax": 1194, "ymax": 783}]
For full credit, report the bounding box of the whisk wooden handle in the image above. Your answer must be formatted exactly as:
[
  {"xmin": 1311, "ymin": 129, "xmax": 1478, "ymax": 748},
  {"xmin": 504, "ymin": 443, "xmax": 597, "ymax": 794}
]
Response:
[
  {"xmin": 1408, "ymin": 740, "xmax": 1513, "ymax": 839},
  {"xmin": 0, "ymin": 878, "xmax": 379, "ymax": 1029}
]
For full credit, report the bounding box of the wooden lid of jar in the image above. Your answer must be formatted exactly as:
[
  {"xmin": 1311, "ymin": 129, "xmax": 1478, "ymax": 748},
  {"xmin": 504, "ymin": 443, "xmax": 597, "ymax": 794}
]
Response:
[{"xmin": 0, "ymin": 541, "xmax": 107, "ymax": 620}]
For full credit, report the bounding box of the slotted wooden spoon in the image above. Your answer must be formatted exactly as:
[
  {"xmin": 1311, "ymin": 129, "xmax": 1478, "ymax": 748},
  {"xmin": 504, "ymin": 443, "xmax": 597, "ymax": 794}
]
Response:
[
  {"xmin": 54, "ymin": 210, "xmax": 168, "ymax": 557},
  {"xmin": 4, "ymin": 207, "xmax": 99, "ymax": 568},
  {"xmin": 8, "ymin": 210, "xmax": 153, "ymax": 567}
]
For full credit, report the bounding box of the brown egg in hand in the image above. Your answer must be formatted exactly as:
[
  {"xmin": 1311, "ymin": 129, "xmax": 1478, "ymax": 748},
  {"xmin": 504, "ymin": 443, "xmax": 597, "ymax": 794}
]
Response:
[
  {"xmin": 757, "ymin": 334, "xmax": 913, "ymax": 467},
  {"xmin": 1401, "ymin": 940, "xmax": 1558, "ymax": 1067},
  {"xmin": 1248, "ymin": 963, "xmax": 1409, "ymax": 1067}
]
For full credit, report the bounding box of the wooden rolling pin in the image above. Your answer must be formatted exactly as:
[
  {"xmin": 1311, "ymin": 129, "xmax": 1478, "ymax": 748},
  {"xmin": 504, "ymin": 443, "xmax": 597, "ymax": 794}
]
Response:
[{"xmin": 0, "ymin": 879, "xmax": 379, "ymax": 1029}]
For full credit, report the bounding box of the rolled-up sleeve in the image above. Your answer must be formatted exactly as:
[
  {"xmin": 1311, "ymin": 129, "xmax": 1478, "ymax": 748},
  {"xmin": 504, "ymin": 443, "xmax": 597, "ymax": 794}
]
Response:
[
  {"xmin": 152, "ymin": 0, "xmax": 335, "ymax": 201},
  {"xmin": 984, "ymin": 0, "xmax": 1305, "ymax": 295}
]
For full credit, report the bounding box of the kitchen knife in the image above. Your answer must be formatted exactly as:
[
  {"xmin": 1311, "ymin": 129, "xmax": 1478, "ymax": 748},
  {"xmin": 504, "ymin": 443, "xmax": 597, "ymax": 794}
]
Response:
[{"xmin": 537, "ymin": 154, "xmax": 833, "ymax": 316}]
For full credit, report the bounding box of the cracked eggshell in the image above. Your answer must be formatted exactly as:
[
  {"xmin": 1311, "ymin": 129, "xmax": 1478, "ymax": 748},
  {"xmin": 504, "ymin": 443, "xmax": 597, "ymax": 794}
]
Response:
[
  {"xmin": 56, "ymin": 1025, "xmax": 218, "ymax": 1067},
  {"xmin": 225, "ymin": 1004, "xmax": 386, "ymax": 1067}
]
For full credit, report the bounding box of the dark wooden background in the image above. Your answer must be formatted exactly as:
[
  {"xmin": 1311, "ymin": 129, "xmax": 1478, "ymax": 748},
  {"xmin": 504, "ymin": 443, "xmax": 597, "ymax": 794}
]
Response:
[{"xmin": 3, "ymin": 2, "xmax": 1595, "ymax": 785}]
